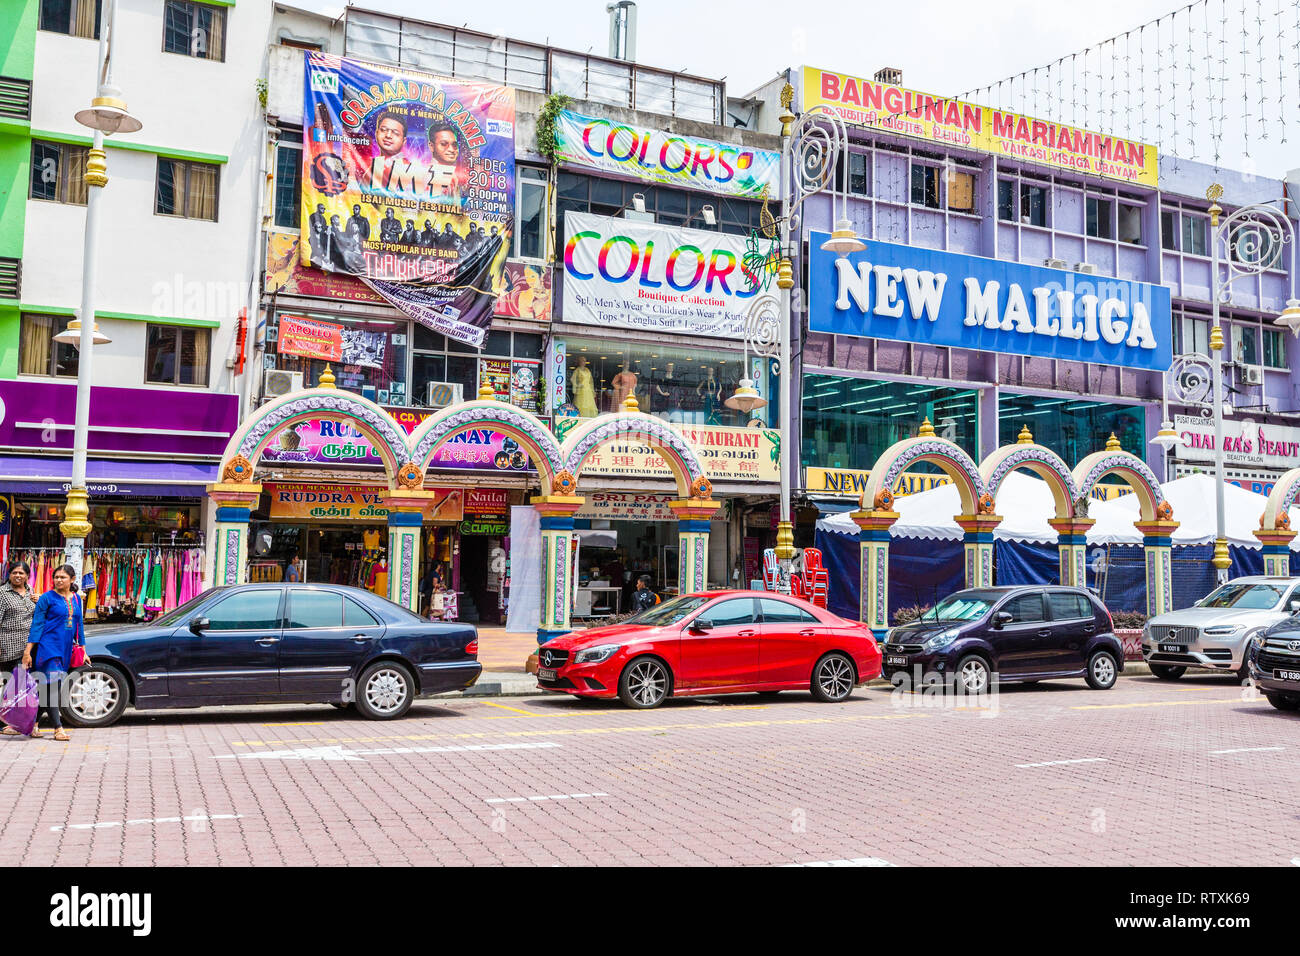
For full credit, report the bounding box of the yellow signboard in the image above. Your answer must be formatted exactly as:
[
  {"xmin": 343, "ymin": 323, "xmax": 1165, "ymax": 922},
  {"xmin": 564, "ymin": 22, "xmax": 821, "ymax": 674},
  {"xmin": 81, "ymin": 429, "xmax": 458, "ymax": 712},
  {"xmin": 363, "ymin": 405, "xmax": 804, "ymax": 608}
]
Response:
[
  {"xmin": 801, "ymin": 66, "xmax": 1158, "ymax": 188},
  {"xmin": 806, "ymin": 466, "xmax": 1133, "ymax": 501}
]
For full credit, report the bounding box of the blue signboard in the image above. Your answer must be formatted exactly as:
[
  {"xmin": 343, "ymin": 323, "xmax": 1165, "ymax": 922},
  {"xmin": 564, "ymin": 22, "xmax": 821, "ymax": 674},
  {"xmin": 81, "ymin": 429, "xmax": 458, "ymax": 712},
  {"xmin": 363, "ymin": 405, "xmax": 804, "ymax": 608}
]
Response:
[{"xmin": 808, "ymin": 235, "xmax": 1173, "ymax": 371}]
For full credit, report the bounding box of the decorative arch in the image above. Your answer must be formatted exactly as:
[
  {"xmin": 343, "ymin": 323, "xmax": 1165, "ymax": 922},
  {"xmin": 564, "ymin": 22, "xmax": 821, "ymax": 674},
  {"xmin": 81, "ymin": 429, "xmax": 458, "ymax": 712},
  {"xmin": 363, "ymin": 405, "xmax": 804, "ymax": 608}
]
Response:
[
  {"xmin": 560, "ymin": 412, "xmax": 708, "ymax": 500},
  {"xmin": 861, "ymin": 436, "xmax": 986, "ymax": 515},
  {"xmin": 1260, "ymin": 467, "xmax": 1300, "ymax": 531},
  {"xmin": 980, "ymin": 443, "xmax": 1079, "ymax": 520},
  {"xmin": 221, "ymin": 388, "xmax": 410, "ymax": 485},
  {"xmin": 409, "ymin": 401, "xmax": 563, "ymax": 493},
  {"xmin": 1071, "ymin": 450, "xmax": 1167, "ymax": 521}
]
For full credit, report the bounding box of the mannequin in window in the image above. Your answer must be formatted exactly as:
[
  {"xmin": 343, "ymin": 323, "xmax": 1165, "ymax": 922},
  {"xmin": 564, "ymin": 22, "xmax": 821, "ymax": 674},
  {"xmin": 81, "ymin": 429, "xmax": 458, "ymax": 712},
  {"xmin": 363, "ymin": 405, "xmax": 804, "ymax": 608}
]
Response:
[
  {"xmin": 697, "ymin": 366, "xmax": 722, "ymax": 425},
  {"xmin": 570, "ymin": 355, "xmax": 598, "ymax": 418},
  {"xmin": 611, "ymin": 362, "xmax": 638, "ymax": 410},
  {"xmin": 653, "ymin": 362, "xmax": 682, "ymax": 422}
]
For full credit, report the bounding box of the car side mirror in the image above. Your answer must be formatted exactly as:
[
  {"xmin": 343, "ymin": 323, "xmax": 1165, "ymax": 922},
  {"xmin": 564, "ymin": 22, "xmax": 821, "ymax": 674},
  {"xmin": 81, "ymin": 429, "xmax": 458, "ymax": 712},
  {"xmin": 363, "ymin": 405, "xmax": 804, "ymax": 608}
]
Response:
[
  {"xmin": 1290, "ymin": 600, "xmax": 1300, "ymax": 612},
  {"xmin": 188, "ymin": 616, "xmax": 210, "ymax": 635},
  {"xmin": 689, "ymin": 619, "xmax": 712, "ymax": 634},
  {"xmin": 993, "ymin": 611, "xmax": 1013, "ymax": 630}
]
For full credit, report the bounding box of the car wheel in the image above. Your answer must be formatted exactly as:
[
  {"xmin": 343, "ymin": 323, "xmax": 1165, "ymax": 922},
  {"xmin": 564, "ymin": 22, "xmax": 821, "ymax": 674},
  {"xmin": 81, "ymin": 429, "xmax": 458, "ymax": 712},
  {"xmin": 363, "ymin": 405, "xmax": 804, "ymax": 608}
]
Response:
[
  {"xmin": 810, "ymin": 653, "xmax": 856, "ymax": 703},
  {"xmin": 355, "ymin": 661, "xmax": 415, "ymax": 720},
  {"xmin": 1085, "ymin": 650, "xmax": 1118, "ymax": 690},
  {"xmin": 1236, "ymin": 661, "xmax": 1252, "ymax": 683},
  {"xmin": 954, "ymin": 655, "xmax": 992, "ymax": 695},
  {"xmin": 618, "ymin": 656, "xmax": 670, "ymax": 709},
  {"xmin": 62, "ymin": 665, "xmax": 129, "ymax": 728},
  {"xmin": 1266, "ymin": 693, "xmax": 1300, "ymax": 711},
  {"xmin": 1149, "ymin": 663, "xmax": 1186, "ymax": 681}
]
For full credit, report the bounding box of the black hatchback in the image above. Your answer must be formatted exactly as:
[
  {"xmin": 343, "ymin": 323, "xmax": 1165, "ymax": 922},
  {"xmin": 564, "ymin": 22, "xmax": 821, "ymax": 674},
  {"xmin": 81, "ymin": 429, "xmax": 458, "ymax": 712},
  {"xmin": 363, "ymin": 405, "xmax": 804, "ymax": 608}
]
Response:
[{"xmin": 880, "ymin": 585, "xmax": 1123, "ymax": 693}]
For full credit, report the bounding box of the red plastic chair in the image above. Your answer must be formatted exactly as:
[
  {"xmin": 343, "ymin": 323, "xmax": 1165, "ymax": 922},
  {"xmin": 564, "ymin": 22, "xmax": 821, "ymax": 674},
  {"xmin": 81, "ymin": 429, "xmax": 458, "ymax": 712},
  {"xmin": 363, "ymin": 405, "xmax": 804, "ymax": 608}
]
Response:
[{"xmin": 802, "ymin": 548, "xmax": 829, "ymax": 608}]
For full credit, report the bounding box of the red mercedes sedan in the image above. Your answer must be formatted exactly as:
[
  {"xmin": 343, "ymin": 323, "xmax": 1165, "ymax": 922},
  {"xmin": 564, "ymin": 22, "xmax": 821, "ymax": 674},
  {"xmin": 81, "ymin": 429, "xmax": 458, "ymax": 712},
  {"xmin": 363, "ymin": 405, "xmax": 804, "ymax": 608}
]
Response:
[{"xmin": 536, "ymin": 591, "xmax": 882, "ymax": 708}]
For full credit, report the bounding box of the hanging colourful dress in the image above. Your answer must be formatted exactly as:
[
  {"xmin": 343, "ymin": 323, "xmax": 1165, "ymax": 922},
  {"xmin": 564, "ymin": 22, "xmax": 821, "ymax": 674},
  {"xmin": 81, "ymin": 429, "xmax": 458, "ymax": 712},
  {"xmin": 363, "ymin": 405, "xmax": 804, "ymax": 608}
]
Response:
[{"xmin": 162, "ymin": 552, "xmax": 177, "ymax": 613}]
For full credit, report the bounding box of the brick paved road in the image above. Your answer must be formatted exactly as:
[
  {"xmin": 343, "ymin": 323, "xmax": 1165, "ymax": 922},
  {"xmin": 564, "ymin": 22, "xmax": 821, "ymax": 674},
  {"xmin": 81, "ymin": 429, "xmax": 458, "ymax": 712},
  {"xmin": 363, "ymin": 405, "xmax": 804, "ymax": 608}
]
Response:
[{"xmin": 0, "ymin": 671, "xmax": 1294, "ymax": 866}]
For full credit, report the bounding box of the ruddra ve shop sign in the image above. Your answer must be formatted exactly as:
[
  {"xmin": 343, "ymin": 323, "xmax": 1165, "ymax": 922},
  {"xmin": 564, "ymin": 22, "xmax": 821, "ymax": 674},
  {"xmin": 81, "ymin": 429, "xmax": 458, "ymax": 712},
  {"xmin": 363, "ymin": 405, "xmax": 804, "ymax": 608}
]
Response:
[{"xmin": 808, "ymin": 236, "xmax": 1173, "ymax": 371}]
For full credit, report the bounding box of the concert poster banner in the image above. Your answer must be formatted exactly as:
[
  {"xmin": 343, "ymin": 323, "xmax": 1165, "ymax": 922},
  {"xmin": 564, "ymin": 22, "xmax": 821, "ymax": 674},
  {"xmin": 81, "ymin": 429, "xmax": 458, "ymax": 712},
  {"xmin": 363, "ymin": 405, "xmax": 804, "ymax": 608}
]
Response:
[{"xmin": 300, "ymin": 52, "xmax": 516, "ymax": 347}]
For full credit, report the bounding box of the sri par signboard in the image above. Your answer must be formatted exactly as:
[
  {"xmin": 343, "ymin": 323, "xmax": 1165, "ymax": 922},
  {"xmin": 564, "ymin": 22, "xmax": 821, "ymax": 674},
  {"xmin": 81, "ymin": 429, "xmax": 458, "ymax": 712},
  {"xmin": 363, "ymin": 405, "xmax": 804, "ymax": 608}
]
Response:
[{"xmin": 808, "ymin": 236, "xmax": 1173, "ymax": 371}]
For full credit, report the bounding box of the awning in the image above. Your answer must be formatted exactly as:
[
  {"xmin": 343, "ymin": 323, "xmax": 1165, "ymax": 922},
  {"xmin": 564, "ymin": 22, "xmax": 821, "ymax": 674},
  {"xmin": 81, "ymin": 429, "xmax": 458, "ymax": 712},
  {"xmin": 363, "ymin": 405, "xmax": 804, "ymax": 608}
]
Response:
[
  {"xmin": 0, "ymin": 457, "xmax": 217, "ymax": 499},
  {"xmin": 811, "ymin": 497, "xmax": 860, "ymax": 516}
]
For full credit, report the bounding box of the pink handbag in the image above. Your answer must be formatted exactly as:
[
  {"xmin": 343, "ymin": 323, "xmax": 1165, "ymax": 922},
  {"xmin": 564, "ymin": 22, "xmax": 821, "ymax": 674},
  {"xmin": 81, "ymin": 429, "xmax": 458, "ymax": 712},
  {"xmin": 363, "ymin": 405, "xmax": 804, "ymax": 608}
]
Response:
[{"xmin": 70, "ymin": 644, "xmax": 87, "ymax": 669}]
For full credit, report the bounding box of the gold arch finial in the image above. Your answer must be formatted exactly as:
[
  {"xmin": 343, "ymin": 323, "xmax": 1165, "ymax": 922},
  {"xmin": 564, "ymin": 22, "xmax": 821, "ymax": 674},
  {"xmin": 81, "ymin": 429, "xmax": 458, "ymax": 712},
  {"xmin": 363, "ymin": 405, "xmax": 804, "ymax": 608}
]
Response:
[
  {"xmin": 1105, "ymin": 432, "xmax": 1121, "ymax": 452},
  {"xmin": 622, "ymin": 393, "xmax": 639, "ymax": 412},
  {"xmin": 1206, "ymin": 183, "xmax": 1223, "ymax": 227},
  {"xmin": 918, "ymin": 418, "xmax": 935, "ymax": 438},
  {"xmin": 1017, "ymin": 425, "xmax": 1033, "ymax": 445},
  {"xmin": 318, "ymin": 365, "xmax": 335, "ymax": 389},
  {"xmin": 478, "ymin": 382, "xmax": 497, "ymax": 401}
]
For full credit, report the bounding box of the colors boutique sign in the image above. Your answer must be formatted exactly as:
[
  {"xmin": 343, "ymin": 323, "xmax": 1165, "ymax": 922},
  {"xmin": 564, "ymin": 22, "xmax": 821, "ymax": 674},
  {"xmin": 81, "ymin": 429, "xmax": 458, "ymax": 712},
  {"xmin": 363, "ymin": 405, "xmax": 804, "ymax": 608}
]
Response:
[
  {"xmin": 553, "ymin": 109, "xmax": 780, "ymax": 199},
  {"xmin": 801, "ymin": 66, "xmax": 1158, "ymax": 187},
  {"xmin": 562, "ymin": 212, "xmax": 761, "ymax": 338},
  {"xmin": 808, "ymin": 236, "xmax": 1173, "ymax": 371}
]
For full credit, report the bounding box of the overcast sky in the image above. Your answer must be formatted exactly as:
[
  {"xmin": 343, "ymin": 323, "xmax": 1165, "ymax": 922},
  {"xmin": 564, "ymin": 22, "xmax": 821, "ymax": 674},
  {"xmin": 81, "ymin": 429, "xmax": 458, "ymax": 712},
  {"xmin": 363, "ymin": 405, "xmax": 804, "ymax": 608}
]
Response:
[{"xmin": 295, "ymin": 0, "xmax": 1299, "ymax": 180}]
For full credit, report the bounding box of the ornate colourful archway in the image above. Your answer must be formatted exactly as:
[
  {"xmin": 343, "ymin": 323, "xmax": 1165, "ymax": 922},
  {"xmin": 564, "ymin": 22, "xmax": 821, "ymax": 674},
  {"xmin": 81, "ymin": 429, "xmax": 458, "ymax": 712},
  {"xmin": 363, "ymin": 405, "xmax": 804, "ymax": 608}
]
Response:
[
  {"xmin": 853, "ymin": 424, "xmax": 990, "ymax": 634},
  {"xmin": 1072, "ymin": 436, "xmax": 1178, "ymax": 617},
  {"xmin": 1256, "ymin": 467, "xmax": 1299, "ymax": 575},
  {"xmin": 981, "ymin": 432, "xmax": 1086, "ymax": 587},
  {"xmin": 409, "ymin": 398, "xmax": 563, "ymax": 494},
  {"xmin": 559, "ymin": 409, "xmax": 709, "ymax": 500}
]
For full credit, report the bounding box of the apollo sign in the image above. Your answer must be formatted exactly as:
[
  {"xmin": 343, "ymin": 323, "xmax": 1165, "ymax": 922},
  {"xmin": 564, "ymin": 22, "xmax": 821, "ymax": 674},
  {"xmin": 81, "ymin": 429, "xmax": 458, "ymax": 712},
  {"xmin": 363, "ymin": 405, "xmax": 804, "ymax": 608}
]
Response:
[{"xmin": 808, "ymin": 236, "xmax": 1172, "ymax": 371}]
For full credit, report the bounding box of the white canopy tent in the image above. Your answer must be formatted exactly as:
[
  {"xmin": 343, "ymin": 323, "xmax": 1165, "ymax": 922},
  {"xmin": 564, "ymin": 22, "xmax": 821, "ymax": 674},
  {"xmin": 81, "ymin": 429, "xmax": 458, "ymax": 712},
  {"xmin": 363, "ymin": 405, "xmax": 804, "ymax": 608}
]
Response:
[{"xmin": 817, "ymin": 472, "xmax": 1300, "ymax": 550}]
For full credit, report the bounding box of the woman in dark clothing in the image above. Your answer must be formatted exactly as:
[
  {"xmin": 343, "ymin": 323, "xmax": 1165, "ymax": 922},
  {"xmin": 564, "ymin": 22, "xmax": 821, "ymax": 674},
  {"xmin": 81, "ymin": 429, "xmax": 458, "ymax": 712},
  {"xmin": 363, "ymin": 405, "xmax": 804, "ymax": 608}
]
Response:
[{"xmin": 0, "ymin": 562, "xmax": 36, "ymax": 735}]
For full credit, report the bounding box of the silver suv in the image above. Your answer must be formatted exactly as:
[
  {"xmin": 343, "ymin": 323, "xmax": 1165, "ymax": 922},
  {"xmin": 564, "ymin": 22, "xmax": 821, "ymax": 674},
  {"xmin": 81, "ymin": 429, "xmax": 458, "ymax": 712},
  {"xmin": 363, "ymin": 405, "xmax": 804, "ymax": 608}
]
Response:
[{"xmin": 1142, "ymin": 576, "xmax": 1300, "ymax": 681}]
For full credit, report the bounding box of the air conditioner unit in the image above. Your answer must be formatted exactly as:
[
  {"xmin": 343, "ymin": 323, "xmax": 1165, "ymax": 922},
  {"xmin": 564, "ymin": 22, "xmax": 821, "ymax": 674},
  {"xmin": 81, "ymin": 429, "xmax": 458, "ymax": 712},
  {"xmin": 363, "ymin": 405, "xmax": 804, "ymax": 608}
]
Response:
[
  {"xmin": 1044, "ymin": 257, "xmax": 1067, "ymax": 270},
  {"xmin": 1075, "ymin": 262, "xmax": 1097, "ymax": 275},
  {"xmin": 263, "ymin": 369, "xmax": 303, "ymax": 398},
  {"xmin": 1243, "ymin": 365, "xmax": 1265, "ymax": 386},
  {"xmin": 425, "ymin": 380, "xmax": 464, "ymax": 408}
]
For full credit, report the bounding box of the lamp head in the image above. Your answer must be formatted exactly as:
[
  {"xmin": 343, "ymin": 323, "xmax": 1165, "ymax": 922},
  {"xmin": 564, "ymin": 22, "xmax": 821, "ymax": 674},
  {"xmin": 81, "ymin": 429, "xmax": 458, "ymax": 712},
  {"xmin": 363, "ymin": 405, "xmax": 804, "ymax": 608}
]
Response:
[
  {"xmin": 1149, "ymin": 421, "xmax": 1180, "ymax": 449},
  {"xmin": 819, "ymin": 219, "xmax": 866, "ymax": 259},
  {"xmin": 1273, "ymin": 298, "xmax": 1300, "ymax": 337},
  {"xmin": 724, "ymin": 378, "xmax": 768, "ymax": 413},
  {"xmin": 52, "ymin": 314, "xmax": 110, "ymax": 348},
  {"xmin": 74, "ymin": 84, "xmax": 142, "ymax": 135}
]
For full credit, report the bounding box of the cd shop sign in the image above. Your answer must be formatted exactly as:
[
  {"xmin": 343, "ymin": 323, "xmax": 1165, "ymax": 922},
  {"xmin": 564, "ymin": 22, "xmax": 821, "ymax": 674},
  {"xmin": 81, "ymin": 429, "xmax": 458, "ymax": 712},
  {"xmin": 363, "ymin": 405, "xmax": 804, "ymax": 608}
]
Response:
[{"xmin": 808, "ymin": 237, "xmax": 1173, "ymax": 371}]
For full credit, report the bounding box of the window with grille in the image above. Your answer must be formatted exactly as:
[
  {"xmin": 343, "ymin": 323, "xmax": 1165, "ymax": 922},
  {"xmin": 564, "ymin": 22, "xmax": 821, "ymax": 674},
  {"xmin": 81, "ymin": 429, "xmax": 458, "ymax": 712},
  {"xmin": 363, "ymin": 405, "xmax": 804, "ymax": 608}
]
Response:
[
  {"xmin": 29, "ymin": 141, "xmax": 89, "ymax": 205},
  {"xmin": 163, "ymin": 0, "xmax": 226, "ymax": 62},
  {"xmin": 273, "ymin": 144, "xmax": 302, "ymax": 228},
  {"xmin": 39, "ymin": 0, "xmax": 101, "ymax": 38},
  {"xmin": 156, "ymin": 158, "xmax": 220, "ymax": 221}
]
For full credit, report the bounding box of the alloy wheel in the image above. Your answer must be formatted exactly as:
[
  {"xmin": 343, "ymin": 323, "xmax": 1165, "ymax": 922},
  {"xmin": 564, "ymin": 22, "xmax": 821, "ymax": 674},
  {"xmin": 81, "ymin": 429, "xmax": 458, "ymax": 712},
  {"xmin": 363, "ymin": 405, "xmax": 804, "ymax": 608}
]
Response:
[
  {"xmin": 627, "ymin": 660, "xmax": 666, "ymax": 706},
  {"xmin": 959, "ymin": 659, "xmax": 989, "ymax": 693},
  {"xmin": 364, "ymin": 668, "xmax": 409, "ymax": 716},
  {"xmin": 1092, "ymin": 654, "xmax": 1116, "ymax": 686},
  {"xmin": 817, "ymin": 656, "xmax": 853, "ymax": 700},
  {"xmin": 68, "ymin": 671, "xmax": 119, "ymax": 721}
]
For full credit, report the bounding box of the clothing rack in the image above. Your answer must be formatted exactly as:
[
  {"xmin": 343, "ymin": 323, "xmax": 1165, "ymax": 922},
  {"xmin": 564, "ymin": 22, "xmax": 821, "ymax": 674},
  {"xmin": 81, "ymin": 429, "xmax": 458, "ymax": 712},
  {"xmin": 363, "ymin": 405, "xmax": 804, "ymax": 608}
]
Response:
[{"xmin": 11, "ymin": 545, "xmax": 205, "ymax": 622}]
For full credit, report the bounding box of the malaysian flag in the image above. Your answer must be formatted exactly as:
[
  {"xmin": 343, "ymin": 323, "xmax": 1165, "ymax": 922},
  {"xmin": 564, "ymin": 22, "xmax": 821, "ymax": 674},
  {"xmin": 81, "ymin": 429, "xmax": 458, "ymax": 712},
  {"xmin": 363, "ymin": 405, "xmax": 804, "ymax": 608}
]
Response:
[{"xmin": 0, "ymin": 495, "xmax": 10, "ymax": 567}]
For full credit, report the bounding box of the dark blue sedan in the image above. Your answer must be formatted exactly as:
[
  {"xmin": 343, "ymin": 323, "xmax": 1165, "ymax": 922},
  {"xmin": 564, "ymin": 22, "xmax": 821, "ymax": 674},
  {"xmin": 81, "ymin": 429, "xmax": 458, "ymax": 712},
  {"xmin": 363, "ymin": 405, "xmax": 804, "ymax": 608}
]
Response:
[{"xmin": 64, "ymin": 583, "xmax": 481, "ymax": 727}]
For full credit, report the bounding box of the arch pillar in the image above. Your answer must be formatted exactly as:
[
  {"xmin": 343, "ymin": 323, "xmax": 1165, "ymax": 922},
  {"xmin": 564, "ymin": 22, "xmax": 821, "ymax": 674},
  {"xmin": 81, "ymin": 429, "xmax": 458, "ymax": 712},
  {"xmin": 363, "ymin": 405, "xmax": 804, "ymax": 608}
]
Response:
[
  {"xmin": 1048, "ymin": 517, "xmax": 1096, "ymax": 587},
  {"xmin": 533, "ymin": 494, "xmax": 584, "ymax": 645},
  {"xmin": 385, "ymin": 491, "xmax": 435, "ymax": 612},
  {"xmin": 851, "ymin": 510, "xmax": 899, "ymax": 637},
  {"xmin": 668, "ymin": 499, "xmax": 720, "ymax": 594},
  {"xmin": 1253, "ymin": 528, "xmax": 1296, "ymax": 577},
  {"xmin": 954, "ymin": 514, "xmax": 1001, "ymax": 588},
  {"xmin": 1134, "ymin": 519, "xmax": 1180, "ymax": 618},
  {"xmin": 207, "ymin": 483, "xmax": 261, "ymax": 586}
]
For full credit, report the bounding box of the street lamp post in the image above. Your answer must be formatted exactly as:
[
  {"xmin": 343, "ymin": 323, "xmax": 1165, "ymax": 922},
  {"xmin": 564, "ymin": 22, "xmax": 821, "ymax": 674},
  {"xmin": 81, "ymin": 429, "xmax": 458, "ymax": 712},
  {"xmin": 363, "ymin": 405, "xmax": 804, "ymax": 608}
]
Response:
[
  {"xmin": 1198, "ymin": 184, "xmax": 1299, "ymax": 583},
  {"xmin": 55, "ymin": 0, "xmax": 141, "ymax": 582},
  {"xmin": 730, "ymin": 82, "xmax": 862, "ymax": 594}
]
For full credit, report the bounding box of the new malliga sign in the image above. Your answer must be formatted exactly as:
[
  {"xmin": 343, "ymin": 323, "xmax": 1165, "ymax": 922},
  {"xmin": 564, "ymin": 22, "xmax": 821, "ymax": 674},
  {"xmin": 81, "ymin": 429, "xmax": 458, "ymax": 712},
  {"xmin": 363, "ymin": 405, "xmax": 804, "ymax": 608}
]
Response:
[{"xmin": 808, "ymin": 237, "xmax": 1173, "ymax": 371}]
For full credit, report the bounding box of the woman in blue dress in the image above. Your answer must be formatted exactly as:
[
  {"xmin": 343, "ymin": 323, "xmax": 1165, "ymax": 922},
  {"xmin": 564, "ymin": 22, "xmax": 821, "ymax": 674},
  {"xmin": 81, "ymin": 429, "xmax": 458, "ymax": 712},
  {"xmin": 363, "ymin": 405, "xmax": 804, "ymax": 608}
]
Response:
[{"xmin": 19, "ymin": 564, "xmax": 87, "ymax": 741}]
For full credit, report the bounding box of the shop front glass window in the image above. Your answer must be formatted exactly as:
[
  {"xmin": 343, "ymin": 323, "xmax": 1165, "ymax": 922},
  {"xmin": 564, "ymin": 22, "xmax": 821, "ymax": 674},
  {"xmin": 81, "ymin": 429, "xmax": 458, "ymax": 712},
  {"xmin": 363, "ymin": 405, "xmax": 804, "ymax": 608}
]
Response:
[
  {"xmin": 272, "ymin": 314, "xmax": 408, "ymax": 405},
  {"xmin": 998, "ymin": 393, "xmax": 1145, "ymax": 463},
  {"xmin": 557, "ymin": 335, "xmax": 774, "ymax": 428},
  {"xmin": 800, "ymin": 375, "xmax": 980, "ymax": 470}
]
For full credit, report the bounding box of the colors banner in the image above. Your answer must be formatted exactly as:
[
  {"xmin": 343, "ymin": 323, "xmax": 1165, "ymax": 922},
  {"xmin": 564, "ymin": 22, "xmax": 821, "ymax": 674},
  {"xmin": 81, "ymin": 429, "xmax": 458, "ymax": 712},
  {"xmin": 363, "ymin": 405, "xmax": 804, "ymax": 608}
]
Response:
[
  {"xmin": 265, "ymin": 482, "xmax": 464, "ymax": 523},
  {"xmin": 802, "ymin": 66, "xmax": 1158, "ymax": 187},
  {"xmin": 553, "ymin": 109, "xmax": 780, "ymax": 199},
  {"xmin": 300, "ymin": 51, "xmax": 516, "ymax": 346},
  {"xmin": 562, "ymin": 212, "xmax": 765, "ymax": 338},
  {"xmin": 278, "ymin": 315, "xmax": 343, "ymax": 362},
  {"xmin": 807, "ymin": 234, "xmax": 1173, "ymax": 371}
]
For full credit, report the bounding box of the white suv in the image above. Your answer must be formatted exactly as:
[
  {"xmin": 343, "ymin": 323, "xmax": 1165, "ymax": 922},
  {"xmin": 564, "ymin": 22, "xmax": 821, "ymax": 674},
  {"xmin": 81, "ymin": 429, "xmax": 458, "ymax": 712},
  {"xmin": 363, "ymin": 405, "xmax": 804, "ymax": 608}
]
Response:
[{"xmin": 1142, "ymin": 576, "xmax": 1300, "ymax": 681}]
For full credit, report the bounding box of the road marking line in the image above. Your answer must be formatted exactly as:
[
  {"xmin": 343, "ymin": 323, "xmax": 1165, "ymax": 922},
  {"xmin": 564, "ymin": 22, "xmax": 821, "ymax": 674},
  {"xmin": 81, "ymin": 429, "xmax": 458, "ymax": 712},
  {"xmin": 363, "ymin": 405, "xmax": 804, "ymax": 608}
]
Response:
[
  {"xmin": 1015, "ymin": 758, "xmax": 1108, "ymax": 768},
  {"xmin": 782, "ymin": 857, "xmax": 895, "ymax": 867},
  {"xmin": 479, "ymin": 701, "xmax": 544, "ymax": 717},
  {"xmin": 52, "ymin": 813, "xmax": 242, "ymax": 832},
  {"xmin": 1071, "ymin": 698, "xmax": 1263, "ymax": 710},
  {"xmin": 486, "ymin": 792, "xmax": 608, "ymax": 804},
  {"xmin": 227, "ymin": 711, "xmax": 923, "ymax": 748},
  {"xmin": 214, "ymin": 741, "xmax": 562, "ymax": 761},
  {"xmin": 1209, "ymin": 746, "xmax": 1286, "ymax": 755}
]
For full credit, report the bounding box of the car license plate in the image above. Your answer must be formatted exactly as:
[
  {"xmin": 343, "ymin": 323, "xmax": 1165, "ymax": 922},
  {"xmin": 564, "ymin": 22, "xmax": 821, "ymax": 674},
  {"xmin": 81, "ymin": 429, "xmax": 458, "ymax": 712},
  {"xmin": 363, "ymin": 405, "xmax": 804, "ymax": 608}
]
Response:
[
  {"xmin": 1273, "ymin": 668, "xmax": 1300, "ymax": 682},
  {"xmin": 1158, "ymin": 643, "xmax": 1186, "ymax": 654},
  {"xmin": 537, "ymin": 667, "xmax": 557, "ymax": 681},
  {"xmin": 886, "ymin": 655, "xmax": 909, "ymax": 667}
]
